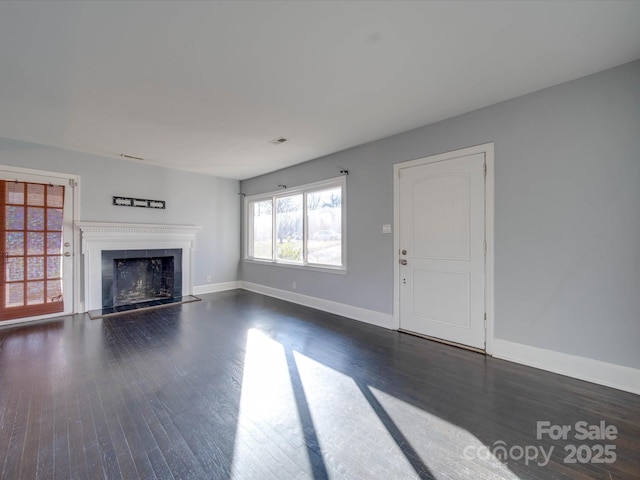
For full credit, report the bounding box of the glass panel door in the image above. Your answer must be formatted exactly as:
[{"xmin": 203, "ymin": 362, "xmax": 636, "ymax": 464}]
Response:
[{"xmin": 0, "ymin": 180, "xmax": 68, "ymax": 320}]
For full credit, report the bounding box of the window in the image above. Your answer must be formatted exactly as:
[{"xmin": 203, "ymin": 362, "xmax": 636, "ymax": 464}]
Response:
[{"xmin": 245, "ymin": 177, "xmax": 345, "ymax": 270}]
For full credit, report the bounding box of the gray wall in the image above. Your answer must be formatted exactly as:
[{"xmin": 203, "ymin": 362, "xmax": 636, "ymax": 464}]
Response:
[
  {"xmin": 0, "ymin": 138, "xmax": 240, "ymax": 288},
  {"xmin": 241, "ymin": 59, "xmax": 640, "ymax": 369}
]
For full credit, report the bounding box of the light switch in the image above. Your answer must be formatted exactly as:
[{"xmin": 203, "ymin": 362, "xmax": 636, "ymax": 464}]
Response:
[{"xmin": 382, "ymin": 224, "xmax": 391, "ymax": 234}]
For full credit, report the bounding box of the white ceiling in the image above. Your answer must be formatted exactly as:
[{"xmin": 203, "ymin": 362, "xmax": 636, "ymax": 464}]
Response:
[{"xmin": 1, "ymin": 1, "xmax": 639, "ymax": 180}]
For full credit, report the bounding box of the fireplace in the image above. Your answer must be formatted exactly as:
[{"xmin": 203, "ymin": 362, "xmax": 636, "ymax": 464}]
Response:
[
  {"xmin": 102, "ymin": 249, "xmax": 182, "ymax": 308},
  {"xmin": 77, "ymin": 222, "xmax": 201, "ymax": 312}
]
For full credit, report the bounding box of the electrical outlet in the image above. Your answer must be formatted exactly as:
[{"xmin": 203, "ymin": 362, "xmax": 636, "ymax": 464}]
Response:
[
  {"xmin": 206, "ymin": 275, "xmax": 212, "ymax": 282},
  {"xmin": 382, "ymin": 224, "xmax": 392, "ymax": 234},
  {"xmin": 292, "ymin": 281, "xmax": 297, "ymax": 290}
]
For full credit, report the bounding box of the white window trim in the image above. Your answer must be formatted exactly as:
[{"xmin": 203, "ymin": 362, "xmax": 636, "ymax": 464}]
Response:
[{"xmin": 244, "ymin": 176, "xmax": 346, "ymax": 273}]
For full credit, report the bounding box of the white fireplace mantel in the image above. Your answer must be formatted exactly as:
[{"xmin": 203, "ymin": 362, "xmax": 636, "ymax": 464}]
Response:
[{"xmin": 76, "ymin": 222, "xmax": 202, "ymax": 311}]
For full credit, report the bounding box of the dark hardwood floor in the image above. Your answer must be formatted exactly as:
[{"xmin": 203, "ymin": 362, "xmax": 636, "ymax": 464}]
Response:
[{"xmin": 0, "ymin": 289, "xmax": 638, "ymax": 479}]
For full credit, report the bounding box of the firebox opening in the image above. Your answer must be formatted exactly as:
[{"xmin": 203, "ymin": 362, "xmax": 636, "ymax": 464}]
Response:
[
  {"xmin": 101, "ymin": 248, "xmax": 183, "ymax": 310},
  {"xmin": 113, "ymin": 256, "xmax": 174, "ymax": 307}
]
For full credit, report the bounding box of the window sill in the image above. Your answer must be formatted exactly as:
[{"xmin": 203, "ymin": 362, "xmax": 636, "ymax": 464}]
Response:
[{"xmin": 243, "ymin": 258, "xmax": 347, "ymax": 275}]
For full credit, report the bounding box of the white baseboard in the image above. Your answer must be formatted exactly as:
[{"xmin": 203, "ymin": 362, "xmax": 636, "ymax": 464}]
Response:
[
  {"xmin": 240, "ymin": 281, "xmax": 395, "ymax": 329},
  {"xmin": 492, "ymin": 339, "xmax": 640, "ymax": 396},
  {"xmin": 193, "ymin": 281, "xmax": 241, "ymax": 295}
]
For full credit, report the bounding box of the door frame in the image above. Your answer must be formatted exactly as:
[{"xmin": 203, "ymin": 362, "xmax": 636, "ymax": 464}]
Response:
[
  {"xmin": 0, "ymin": 165, "xmax": 81, "ymax": 326},
  {"xmin": 393, "ymin": 143, "xmax": 495, "ymax": 354}
]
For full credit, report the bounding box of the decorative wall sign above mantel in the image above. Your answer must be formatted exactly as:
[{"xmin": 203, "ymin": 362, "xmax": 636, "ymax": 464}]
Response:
[{"xmin": 113, "ymin": 196, "xmax": 166, "ymax": 209}]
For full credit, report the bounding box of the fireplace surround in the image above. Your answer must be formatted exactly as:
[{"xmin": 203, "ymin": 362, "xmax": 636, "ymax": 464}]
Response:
[{"xmin": 77, "ymin": 222, "xmax": 201, "ymax": 312}]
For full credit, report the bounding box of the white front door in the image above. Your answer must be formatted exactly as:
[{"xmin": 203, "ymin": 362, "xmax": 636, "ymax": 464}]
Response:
[{"xmin": 398, "ymin": 152, "xmax": 486, "ymax": 349}]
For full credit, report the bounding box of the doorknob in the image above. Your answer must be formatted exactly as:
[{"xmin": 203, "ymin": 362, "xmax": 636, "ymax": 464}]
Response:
[
  {"xmin": 400, "ymin": 259, "xmax": 407, "ymax": 265},
  {"xmin": 64, "ymin": 252, "xmax": 71, "ymax": 257}
]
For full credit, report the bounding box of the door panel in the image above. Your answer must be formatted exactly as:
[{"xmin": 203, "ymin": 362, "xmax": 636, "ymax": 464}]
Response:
[
  {"xmin": 413, "ymin": 269, "xmax": 470, "ymax": 328},
  {"xmin": 0, "ymin": 175, "xmax": 73, "ymax": 321},
  {"xmin": 399, "ymin": 153, "xmax": 485, "ymax": 349},
  {"xmin": 412, "ymin": 174, "xmax": 470, "ymax": 260}
]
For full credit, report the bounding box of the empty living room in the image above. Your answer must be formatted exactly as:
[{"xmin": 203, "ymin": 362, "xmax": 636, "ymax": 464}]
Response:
[{"xmin": 0, "ymin": 1, "xmax": 639, "ymax": 479}]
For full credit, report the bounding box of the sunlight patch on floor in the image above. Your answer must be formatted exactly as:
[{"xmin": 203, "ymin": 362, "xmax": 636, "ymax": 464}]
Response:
[
  {"xmin": 370, "ymin": 387, "xmax": 521, "ymax": 480},
  {"xmin": 230, "ymin": 328, "xmax": 521, "ymax": 479},
  {"xmin": 293, "ymin": 350, "xmax": 422, "ymax": 478},
  {"xmin": 230, "ymin": 328, "xmax": 313, "ymax": 479}
]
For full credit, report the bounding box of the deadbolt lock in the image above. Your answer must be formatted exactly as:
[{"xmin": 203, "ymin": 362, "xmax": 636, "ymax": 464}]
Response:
[{"xmin": 401, "ymin": 249, "xmax": 407, "ymax": 255}]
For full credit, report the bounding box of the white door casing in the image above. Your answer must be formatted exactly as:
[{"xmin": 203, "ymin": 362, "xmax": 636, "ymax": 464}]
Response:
[{"xmin": 393, "ymin": 144, "xmax": 494, "ymax": 351}]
